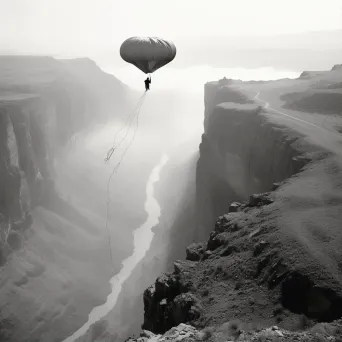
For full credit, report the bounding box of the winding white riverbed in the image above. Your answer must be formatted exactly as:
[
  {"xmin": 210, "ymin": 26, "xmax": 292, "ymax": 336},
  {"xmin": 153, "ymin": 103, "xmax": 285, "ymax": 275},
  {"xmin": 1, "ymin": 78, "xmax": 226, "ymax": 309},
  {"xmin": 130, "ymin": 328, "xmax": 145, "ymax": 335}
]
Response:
[{"xmin": 63, "ymin": 153, "xmax": 169, "ymax": 342}]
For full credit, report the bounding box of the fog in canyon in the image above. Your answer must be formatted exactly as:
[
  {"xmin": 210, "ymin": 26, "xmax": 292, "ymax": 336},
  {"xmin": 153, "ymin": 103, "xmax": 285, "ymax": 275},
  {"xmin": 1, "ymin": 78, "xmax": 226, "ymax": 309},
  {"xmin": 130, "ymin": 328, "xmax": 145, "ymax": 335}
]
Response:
[{"xmin": 0, "ymin": 1, "xmax": 341, "ymax": 341}]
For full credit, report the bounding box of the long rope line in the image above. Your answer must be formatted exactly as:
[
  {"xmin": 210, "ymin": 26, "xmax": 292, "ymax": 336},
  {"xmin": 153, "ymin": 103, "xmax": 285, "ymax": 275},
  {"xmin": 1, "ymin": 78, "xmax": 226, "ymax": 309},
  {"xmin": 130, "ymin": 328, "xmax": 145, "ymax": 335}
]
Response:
[
  {"xmin": 104, "ymin": 92, "xmax": 146, "ymax": 270},
  {"xmin": 106, "ymin": 92, "xmax": 145, "ymax": 158},
  {"xmin": 105, "ymin": 92, "xmax": 146, "ymax": 162},
  {"xmin": 106, "ymin": 94, "xmax": 145, "ymax": 160}
]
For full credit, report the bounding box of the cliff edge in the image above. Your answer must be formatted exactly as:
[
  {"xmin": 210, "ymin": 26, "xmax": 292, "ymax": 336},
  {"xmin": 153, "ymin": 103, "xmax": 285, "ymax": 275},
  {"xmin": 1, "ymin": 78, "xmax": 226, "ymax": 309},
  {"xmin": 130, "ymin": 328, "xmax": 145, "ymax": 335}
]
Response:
[{"xmin": 127, "ymin": 66, "xmax": 342, "ymax": 341}]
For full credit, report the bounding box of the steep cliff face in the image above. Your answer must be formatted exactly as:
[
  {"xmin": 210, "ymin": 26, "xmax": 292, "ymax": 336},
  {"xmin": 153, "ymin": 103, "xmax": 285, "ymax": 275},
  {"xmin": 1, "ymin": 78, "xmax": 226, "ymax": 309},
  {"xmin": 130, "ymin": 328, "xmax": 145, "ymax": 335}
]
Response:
[
  {"xmin": 139, "ymin": 70, "xmax": 342, "ymax": 337},
  {"xmin": 0, "ymin": 56, "xmax": 131, "ymax": 341},
  {"xmin": 203, "ymin": 80, "xmax": 251, "ymax": 132},
  {"xmin": 195, "ymin": 83, "xmax": 306, "ymax": 240},
  {"xmin": 0, "ymin": 56, "xmax": 129, "ymax": 262},
  {"xmin": 142, "ymin": 84, "xmax": 313, "ymax": 332}
]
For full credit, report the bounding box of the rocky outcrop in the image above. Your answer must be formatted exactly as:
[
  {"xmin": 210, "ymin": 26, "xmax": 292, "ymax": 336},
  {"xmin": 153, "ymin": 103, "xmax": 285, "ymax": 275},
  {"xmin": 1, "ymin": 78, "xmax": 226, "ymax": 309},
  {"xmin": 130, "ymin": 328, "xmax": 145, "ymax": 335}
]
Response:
[
  {"xmin": 203, "ymin": 82, "xmax": 252, "ymax": 132},
  {"xmin": 299, "ymin": 71, "xmax": 326, "ymax": 78},
  {"xmin": 186, "ymin": 242, "xmax": 207, "ymax": 261},
  {"xmin": 0, "ymin": 102, "xmax": 35, "ymax": 261},
  {"xmin": 141, "ymin": 189, "xmax": 342, "ymax": 333},
  {"xmin": 127, "ymin": 320, "xmax": 342, "ymax": 342},
  {"xmin": 126, "ymin": 323, "xmax": 202, "ymax": 342},
  {"xmin": 142, "ymin": 261, "xmax": 202, "ymax": 334},
  {"xmin": 331, "ymin": 64, "xmax": 342, "ymax": 71}
]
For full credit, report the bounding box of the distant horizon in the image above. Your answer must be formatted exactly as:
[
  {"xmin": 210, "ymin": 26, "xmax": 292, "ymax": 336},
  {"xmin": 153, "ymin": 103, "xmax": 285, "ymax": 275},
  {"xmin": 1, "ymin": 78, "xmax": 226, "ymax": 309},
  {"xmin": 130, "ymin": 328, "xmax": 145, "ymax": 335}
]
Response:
[
  {"xmin": 1, "ymin": 28, "xmax": 341, "ymax": 56},
  {"xmin": 1, "ymin": 0, "xmax": 340, "ymax": 50},
  {"xmin": 0, "ymin": 28, "xmax": 340, "ymax": 78}
]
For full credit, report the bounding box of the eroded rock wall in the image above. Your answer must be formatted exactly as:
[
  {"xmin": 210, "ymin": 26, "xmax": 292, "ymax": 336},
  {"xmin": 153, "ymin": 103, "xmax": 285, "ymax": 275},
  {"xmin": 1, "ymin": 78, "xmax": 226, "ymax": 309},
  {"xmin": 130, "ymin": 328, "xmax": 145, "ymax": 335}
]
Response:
[
  {"xmin": 195, "ymin": 83, "xmax": 306, "ymax": 240},
  {"xmin": 0, "ymin": 56, "xmax": 129, "ymax": 262},
  {"xmin": 142, "ymin": 83, "xmax": 314, "ymax": 333}
]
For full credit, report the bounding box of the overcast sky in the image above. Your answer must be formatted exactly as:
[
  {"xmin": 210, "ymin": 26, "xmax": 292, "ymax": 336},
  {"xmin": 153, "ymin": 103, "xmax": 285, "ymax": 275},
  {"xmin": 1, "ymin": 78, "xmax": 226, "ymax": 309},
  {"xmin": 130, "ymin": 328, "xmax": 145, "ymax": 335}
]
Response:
[{"xmin": 0, "ymin": 0, "xmax": 341, "ymax": 54}]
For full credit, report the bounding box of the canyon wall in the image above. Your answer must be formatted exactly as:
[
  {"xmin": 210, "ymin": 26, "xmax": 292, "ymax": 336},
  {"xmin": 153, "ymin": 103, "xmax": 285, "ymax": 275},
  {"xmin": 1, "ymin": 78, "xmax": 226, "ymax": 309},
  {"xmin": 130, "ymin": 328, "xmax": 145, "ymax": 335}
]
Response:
[
  {"xmin": 141, "ymin": 82, "xmax": 312, "ymax": 333},
  {"xmin": 0, "ymin": 56, "xmax": 132, "ymax": 341},
  {"xmin": 137, "ymin": 73, "xmax": 342, "ymax": 337},
  {"xmin": 195, "ymin": 82, "xmax": 306, "ymax": 241},
  {"xmin": 0, "ymin": 56, "xmax": 129, "ymax": 262}
]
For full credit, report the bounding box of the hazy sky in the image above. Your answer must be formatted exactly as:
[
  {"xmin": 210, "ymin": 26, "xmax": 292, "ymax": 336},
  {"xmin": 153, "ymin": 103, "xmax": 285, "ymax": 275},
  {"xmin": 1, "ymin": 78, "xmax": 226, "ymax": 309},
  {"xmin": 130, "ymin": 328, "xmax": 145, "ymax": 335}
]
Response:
[{"xmin": 0, "ymin": 0, "xmax": 341, "ymax": 54}]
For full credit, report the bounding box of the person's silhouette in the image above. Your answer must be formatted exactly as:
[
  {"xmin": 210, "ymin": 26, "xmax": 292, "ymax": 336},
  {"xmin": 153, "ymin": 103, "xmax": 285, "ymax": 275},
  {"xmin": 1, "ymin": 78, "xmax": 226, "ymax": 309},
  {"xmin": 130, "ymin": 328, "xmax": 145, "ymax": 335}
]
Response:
[{"xmin": 144, "ymin": 76, "xmax": 151, "ymax": 91}]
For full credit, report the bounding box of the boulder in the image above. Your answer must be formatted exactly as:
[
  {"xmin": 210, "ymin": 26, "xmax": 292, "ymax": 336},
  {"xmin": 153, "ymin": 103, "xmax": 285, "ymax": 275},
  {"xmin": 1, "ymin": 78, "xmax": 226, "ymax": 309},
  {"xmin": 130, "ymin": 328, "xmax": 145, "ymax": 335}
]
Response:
[
  {"xmin": 249, "ymin": 192, "xmax": 273, "ymax": 207},
  {"xmin": 202, "ymin": 250, "xmax": 212, "ymax": 260},
  {"xmin": 140, "ymin": 330, "xmax": 156, "ymax": 339},
  {"xmin": 253, "ymin": 240, "xmax": 269, "ymax": 256},
  {"xmin": 186, "ymin": 242, "xmax": 206, "ymax": 261},
  {"xmin": 207, "ymin": 232, "xmax": 228, "ymax": 251},
  {"xmin": 155, "ymin": 274, "xmax": 179, "ymax": 300},
  {"xmin": 171, "ymin": 293, "xmax": 202, "ymax": 325},
  {"xmin": 228, "ymin": 201, "xmax": 242, "ymax": 213},
  {"xmin": 214, "ymin": 214, "xmax": 242, "ymax": 233},
  {"xmin": 159, "ymin": 324, "xmax": 200, "ymax": 342},
  {"xmin": 272, "ymin": 182, "xmax": 281, "ymax": 191}
]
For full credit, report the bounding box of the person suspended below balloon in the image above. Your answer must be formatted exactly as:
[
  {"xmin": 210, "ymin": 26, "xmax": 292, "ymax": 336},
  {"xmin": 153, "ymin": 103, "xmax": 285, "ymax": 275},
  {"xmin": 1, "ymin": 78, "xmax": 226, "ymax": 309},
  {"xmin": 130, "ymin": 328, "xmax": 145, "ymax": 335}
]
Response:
[
  {"xmin": 103, "ymin": 37, "xmax": 177, "ymax": 271},
  {"xmin": 120, "ymin": 36, "xmax": 177, "ymax": 91},
  {"xmin": 106, "ymin": 36, "xmax": 177, "ymax": 162},
  {"xmin": 144, "ymin": 76, "xmax": 151, "ymax": 91}
]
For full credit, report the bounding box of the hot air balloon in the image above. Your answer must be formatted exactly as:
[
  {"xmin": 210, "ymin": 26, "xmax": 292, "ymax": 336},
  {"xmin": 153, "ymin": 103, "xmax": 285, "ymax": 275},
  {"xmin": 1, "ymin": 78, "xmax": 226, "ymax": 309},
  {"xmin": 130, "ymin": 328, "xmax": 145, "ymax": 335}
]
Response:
[{"xmin": 120, "ymin": 37, "xmax": 177, "ymax": 74}]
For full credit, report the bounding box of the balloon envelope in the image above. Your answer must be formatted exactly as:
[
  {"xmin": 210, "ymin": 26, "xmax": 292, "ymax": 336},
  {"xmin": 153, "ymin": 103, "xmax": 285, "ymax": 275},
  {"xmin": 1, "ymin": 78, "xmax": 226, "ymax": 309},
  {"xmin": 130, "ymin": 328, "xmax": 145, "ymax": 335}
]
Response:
[{"xmin": 120, "ymin": 37, "xmax": 176, "ymax": 74}]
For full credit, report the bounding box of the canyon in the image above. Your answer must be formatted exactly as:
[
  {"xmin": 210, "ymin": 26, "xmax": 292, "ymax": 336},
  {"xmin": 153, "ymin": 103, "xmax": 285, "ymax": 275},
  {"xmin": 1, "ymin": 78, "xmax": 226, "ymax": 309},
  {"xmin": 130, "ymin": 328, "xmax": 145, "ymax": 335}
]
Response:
[
  {"xmin": 0, "ymin": 56, "xmax": 150, "ymax": 341},
  {"xmin": 0, "ymin": 56, "xmax": 341, "ymax": 342}
]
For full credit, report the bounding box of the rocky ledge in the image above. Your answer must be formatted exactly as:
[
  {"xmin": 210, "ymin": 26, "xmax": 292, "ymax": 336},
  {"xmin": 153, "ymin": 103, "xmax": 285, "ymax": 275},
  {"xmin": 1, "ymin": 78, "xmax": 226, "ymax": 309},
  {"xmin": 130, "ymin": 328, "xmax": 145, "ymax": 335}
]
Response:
[
  {"xmin": 127, "ymin": 320, "xmax": 342, "ymax": 342},
  {"xmin": 141, "ymin": 188, "xmax": 342, "ymax": 334}
]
